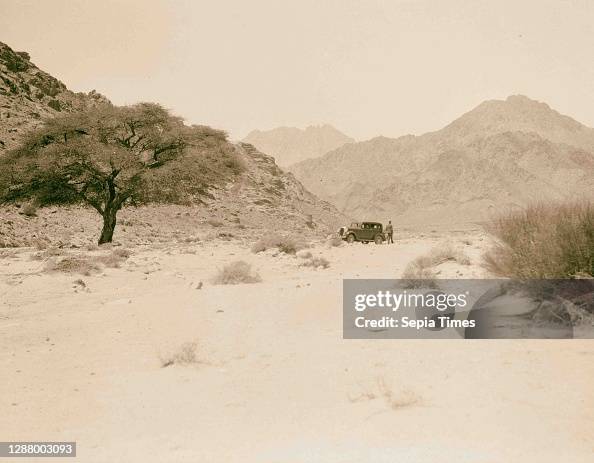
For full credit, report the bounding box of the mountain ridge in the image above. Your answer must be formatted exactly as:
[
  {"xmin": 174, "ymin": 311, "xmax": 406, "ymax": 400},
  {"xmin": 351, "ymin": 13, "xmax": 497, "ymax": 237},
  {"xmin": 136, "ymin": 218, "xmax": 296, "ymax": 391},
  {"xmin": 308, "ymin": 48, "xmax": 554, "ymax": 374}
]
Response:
[{"xmin": 289, "ymin": 95, "xmax": 594, "ymax": 227}]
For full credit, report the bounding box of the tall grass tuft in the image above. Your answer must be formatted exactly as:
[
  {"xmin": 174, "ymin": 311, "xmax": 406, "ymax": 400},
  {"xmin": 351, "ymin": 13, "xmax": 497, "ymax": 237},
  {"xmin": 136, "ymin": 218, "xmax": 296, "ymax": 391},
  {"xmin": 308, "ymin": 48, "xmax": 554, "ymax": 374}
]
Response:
[{"xmin": 484, "ymin": 201, "xmax": 594, "ymax": 278}]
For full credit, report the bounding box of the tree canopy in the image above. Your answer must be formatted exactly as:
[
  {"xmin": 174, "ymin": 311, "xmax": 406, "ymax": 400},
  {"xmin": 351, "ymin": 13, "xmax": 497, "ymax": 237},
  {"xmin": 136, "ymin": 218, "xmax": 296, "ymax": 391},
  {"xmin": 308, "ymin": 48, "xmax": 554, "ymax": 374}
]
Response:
[{"xmin": 1, "ymin": 103, "xmax": 189, "ymax": 243}]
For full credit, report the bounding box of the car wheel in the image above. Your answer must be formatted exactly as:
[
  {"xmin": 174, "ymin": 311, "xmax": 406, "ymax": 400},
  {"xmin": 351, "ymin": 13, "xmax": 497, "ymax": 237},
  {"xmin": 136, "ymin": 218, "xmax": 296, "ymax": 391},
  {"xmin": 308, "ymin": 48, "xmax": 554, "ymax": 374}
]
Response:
[
  {"xmin": 346, "ymin": 234, "xmax": 355, "ymax": 244},
  {"xmin": 374, "ymin": 235, "xmax": 383, "ymax": 244}
]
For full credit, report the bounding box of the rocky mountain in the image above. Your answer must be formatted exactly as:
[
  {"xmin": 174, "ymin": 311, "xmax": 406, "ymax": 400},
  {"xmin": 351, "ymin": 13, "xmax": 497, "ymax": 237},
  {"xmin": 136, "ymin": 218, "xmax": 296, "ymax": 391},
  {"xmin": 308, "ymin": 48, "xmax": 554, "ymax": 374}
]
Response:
[
  {"xmin": 213, "ymin": 143, "xmax": 346, "ymax": 231},
  {"xmin": 290, "ymin": 95, "xmax": 594, "ymax": 227},
  {"xmin": 0, "ymin": 41, "xmax": 110, "ymax": 152},
  {"xmin": 0, "ymin": 42, "xmax": 345, "ymax": 236},
  {"xmin": 243, "ymin": 124, "xmax": 354, "ymax": 167}
]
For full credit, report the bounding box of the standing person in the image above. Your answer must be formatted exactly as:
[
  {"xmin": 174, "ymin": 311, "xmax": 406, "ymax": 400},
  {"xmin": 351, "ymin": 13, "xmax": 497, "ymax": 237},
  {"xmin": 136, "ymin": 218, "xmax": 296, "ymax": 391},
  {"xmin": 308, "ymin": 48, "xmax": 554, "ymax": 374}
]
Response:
[{"xmin": 385, "ymin": 220, "xmax": 394, "ymax": 244}]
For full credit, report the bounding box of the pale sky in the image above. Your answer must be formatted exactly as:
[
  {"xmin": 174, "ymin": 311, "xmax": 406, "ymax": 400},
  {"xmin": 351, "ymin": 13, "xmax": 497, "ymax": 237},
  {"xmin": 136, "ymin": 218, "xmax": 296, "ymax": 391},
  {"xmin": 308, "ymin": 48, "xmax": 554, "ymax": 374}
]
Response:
[{"xmin": 1, "ymin": 0, "xmax": 593, "ymax": 140}]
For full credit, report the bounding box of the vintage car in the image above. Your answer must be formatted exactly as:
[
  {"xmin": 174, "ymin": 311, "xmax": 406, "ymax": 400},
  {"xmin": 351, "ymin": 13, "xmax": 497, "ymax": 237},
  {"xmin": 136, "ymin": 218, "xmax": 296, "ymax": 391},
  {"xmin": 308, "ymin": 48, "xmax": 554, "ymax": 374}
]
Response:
[{"xmin": 340, "ymin": 222, "xmax": 385, "ymax": 244}]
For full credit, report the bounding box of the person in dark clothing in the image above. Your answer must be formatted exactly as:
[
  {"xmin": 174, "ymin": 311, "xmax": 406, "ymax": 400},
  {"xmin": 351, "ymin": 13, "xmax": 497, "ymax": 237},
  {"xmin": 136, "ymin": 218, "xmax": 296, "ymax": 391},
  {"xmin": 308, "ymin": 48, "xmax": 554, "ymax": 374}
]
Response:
[{"xmin": 385, "ymin": 220, "xmax": 394, "ymax": 244}]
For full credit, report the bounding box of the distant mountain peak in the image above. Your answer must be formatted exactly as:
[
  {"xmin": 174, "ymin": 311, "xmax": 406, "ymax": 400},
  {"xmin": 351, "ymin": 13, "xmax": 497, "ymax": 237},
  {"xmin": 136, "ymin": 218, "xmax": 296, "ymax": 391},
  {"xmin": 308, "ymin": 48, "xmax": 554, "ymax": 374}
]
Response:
[
  {"xmin": 506, "ymin": 94, "xmax": 542, "ymax": 104},
  {"xmin": 243, "ymin": 124, "xmax": 354, "ymax": 166},
  {"xmin": 439, "ymin": 94, "xmax": 591, "ymax": 148}
]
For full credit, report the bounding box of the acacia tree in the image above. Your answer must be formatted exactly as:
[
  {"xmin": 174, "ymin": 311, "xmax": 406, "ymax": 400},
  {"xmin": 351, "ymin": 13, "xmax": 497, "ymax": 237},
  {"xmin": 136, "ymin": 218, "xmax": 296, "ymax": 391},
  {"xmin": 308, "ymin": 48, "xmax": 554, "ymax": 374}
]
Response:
[{"xmin": 2, "ymin": 103, "xmax": 186, "ymax": 243}]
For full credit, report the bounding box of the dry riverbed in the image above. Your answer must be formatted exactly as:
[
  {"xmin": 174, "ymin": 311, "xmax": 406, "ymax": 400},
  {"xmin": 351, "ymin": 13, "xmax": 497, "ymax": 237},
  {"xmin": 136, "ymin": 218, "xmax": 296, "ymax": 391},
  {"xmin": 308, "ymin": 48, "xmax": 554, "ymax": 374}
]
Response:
[{"xmin": 1, "ymin": 231, "xmax": 593, "ymax": 462}]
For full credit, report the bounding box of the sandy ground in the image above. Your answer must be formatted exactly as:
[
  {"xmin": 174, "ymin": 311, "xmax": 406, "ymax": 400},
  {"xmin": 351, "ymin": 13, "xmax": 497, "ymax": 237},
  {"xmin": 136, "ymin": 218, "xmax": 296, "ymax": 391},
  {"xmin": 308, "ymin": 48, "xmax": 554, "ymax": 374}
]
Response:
[{"xmin": 1, "ymin": 231, "xmax": 593, "ymax": 462}]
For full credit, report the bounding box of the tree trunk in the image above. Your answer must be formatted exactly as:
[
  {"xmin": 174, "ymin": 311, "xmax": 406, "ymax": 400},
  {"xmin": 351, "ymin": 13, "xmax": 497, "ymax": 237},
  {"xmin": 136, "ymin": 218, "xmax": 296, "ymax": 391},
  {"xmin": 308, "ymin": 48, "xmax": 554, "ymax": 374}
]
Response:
[{"xmin": 98, "ymin": 206, "xmax": 117, "ymax": 244}]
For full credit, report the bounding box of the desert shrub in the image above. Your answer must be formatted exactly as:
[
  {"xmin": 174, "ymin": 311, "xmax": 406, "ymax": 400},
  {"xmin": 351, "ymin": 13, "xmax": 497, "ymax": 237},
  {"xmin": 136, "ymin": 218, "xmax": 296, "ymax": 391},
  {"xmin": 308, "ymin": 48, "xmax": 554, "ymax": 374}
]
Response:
[
  {"xmin": 97, "ymin": 249, "xmax": 131, "ymax": 268},
  {"xmin": 212, "ymin": 260, "xmax": 261, "ymax": 285},
  {"xmin": 20, "ymin": 202, "xmax": 38, "ymax": 217},
  {"xmin": 160, "ymin": 342, "xmax": 199, "ymax": 367},
  {"xmin": 400, "ymin": 243, "xmax": 469, "ymax": 286},
  {"xmin": 401, "ymin": 260, "xmax": 438, "ymax": 288},
  {"xmin": 251, "ymin": 233, "xmax": 305, "ymax": 254},
  {"xmin": 348, "ymin": 377, "xmax": 420, "ymax": 410},
  {"xmin": 42, "ymin": 249, "xmax": 130, "ymax": 273},
  {"xmin": 300, "ymin": 256, "xmax": 330, "ymax": 269},
  {"xmin": 296, "ymin": 249, "xmax": 313, "ymax": 259},
  {"xmin": 44, "ymin": 256, "xmax": 100, "ymax": 276},
  {"xmin": 325, "ymin": 235, "xmax": 343, "ymax": 248},
  {"xmin": 417, "ymin": 244, "xmax": 470, "ymax": 267},
  {"xmin": 402, "ymin": 244, "xmax": 469, "ymax": 280},
  {"xmin": 112, "ymin": 248, "xmax": 131, "ymax": 259},
  {"xmin": 484, "ymin": 202, "xmax": 594, "ymax": 278}
]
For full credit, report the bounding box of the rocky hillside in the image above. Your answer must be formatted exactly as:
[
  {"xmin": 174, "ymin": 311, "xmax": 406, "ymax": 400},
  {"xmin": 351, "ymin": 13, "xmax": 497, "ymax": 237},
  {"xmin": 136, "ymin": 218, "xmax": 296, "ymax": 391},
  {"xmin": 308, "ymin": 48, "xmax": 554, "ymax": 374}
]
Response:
[
  {"xmin": 0, "ymin": 41, "xmax": 109, "ymax": 151},
  {"xmin": 0, "ymin": 141, "xmax": 346, "ymax": 248},
  {"xmin": 243, "ymin": 124, "xmax": 354, "ymax": 166},
  {"xmin": 290, "ymin": 96, "xmax": 594, "ymax": 227},
  {"xmin": 0, "ymin": 42, "xmax": 345, "ymax": 244}
]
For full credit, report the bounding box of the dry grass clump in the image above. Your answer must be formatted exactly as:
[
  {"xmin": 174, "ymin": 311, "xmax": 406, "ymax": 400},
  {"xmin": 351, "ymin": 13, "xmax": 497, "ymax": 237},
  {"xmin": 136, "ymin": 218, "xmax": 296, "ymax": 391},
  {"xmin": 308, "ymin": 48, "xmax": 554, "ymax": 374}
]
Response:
[
  {"xmin": 402, "ymin": 243, "xmax": 470, "ymax": 286},
  {"xmin": 401, "ymin": 262, "xmax": 438, "ymax": 287},
  {"xmin": 414, "ymin": 243, "xmax": 470, "ymax": 268},
  {"xmin": 325, "ymin": 235, "xmax": 343, "ymax": 248},
  {"xmin": 160, "ymin": 342, "xmax": 200, "ymax": 368},
  {"xmin": 44, "ymin": 256, "xmax": 101, "ymax": 276},
  {"xmin": 484, "ymin": 202, "xmax": 594, "ymax": 278},
  {"xmin": 42, "ymin": 249, "xmax": 131, "ymax": 274},
  {"xmin": 95, "ymin": 248, "xmax": 132, "ymax": 268},
  {"xmin": 20, "ymin": 202, "xmax": 38, "ymax": 217},
  {"xmin": 299, "ymin": 256, "xmax": 330, "ymax": 269},
  {"xmin": 296, "ymin": 249, "xmax": 313, "ymax": 259},
  {"xmin": 251, "ymin": 233, "xmax": 305, "ymax": 254},
  {"xmin": 212, "ymin": 260, "xmax": 261, "ymax": 285},
  {"xmin": 348, "ymin": 377, "xmax": 420, "ymax": 410}
]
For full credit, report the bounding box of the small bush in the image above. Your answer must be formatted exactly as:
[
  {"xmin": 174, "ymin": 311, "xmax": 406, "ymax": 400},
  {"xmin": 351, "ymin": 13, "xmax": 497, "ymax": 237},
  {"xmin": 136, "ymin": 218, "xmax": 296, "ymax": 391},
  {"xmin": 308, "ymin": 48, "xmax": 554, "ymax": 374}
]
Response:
[
  {"xmin": 415, "ymin": 244, "xmax": 470, "ymax": 267},
  {"xmin": 484, "ymin": 202, "xmax": 594, "ymax": 278},
  {"xmin": 251, "ymin": 233, "xmax": 305, "ymax": 254},
  {"xmin": 296, "ymin": 250, "xmax": 313, "ymax": 259},
  {"xmin": 20, "ymin": 202, "xmax": 38, "ymax": 217},
  {"xmin": 348, "ymin": 377, "xmax": 420, "ymax": 410},
  {"xmin": 325, "ymin": 235, "xmax": 343, "ymax": 247},
  {"xmin": 97, "ymin": 249, "xmax": 131, "ymax": 268},
  {"xmin": 401, "ymin": 261, "xmax": 438, "ymax": 288},
  {"xmin": 212, "ymin": 260, "xmax": 261, "ymax": 285},
  {"xmin": 401, "ymin": 243, "xmax": 469, "ymax": 283},
  {"xmin": 300, "ymin": 256, "xmax": 330, "ymax": 269},
  {"xmin": 44, "ymin": 256, "xmax": 100, "ymax": 276},
  {"xmin": 112, "ymin": 248, "xmax": 131, "ymax": 259},
  {"xmin": 160, "ymin": 342, "xmax": 199, "ymax": 367}
]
